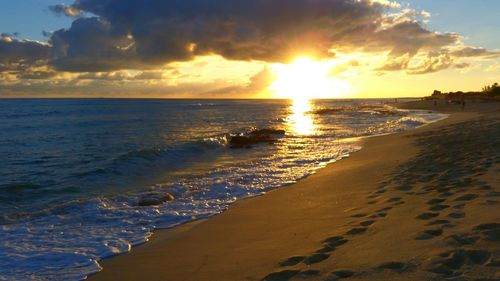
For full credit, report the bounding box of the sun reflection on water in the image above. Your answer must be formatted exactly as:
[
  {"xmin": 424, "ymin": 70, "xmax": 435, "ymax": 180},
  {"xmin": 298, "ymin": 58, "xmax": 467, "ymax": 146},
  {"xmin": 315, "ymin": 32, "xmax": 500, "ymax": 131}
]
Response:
[{"xmin": 287, "ymin": 98, "xmax": 316, "ymax": 135}]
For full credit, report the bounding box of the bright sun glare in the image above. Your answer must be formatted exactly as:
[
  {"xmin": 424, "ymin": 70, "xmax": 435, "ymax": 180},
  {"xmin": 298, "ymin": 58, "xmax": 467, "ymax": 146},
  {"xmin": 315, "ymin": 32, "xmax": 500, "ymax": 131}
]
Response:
[{"xmin": 270, "ymin": 57, "xmax": 350, "ymax": 101}]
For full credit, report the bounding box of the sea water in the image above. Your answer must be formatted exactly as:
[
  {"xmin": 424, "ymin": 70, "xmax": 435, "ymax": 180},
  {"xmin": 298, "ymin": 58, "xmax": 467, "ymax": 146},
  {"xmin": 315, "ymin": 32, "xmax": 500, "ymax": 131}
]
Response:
[{"xmin": 0, "ymin": 99, "xmax": 446, "ymax": 280}]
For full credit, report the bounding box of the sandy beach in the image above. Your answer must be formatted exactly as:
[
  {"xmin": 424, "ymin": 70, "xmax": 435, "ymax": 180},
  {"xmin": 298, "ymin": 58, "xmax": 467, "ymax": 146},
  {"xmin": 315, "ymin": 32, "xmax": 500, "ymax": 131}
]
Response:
[{"xmin": 90, "ymin": 101, "xmax": 499, "ymax": 281}]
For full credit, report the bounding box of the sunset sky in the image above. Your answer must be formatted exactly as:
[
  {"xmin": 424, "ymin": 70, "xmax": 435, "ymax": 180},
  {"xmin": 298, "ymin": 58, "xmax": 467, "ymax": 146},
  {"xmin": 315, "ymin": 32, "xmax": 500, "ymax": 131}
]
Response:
[{"xmin": 1, "ymin": 0, "xmax": 499, "ymax": 98}]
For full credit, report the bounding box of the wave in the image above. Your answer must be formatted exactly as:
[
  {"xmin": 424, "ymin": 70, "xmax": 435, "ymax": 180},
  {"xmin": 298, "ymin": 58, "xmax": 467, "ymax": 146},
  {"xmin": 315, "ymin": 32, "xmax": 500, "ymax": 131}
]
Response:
[
  {"xmin": 3, "ymin": 110, "xmax": 63, "ymax": 119},
  {"xmin": 74, "ymin": 138, "xmax": 229, "ymax": 180},
  {"xmin": 313, "ymin": 104, "xmax": 402, "ymax": 117}
]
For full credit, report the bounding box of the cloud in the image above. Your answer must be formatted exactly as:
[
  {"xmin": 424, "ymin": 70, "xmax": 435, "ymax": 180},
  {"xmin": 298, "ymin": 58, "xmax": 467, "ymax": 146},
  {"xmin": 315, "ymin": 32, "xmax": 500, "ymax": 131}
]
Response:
[
  {"xmin": 369, "ymin": 0, "xmax": 401, "ymax": 8},
  {"xmin": 329, "ymin": 59, "xmax": 360, "ymax": 75},
  {"xmin": 48, "ymin": 4, "xmax": 82, "ymax": 17},
  {"xmin": 454, "ymin": 62, "xmax": 470, "ymax": 69},
  {"xmin": 49, "ymin": 17, "xmax": 144, "ymax": 72},
  {"xmin": 407, "ymin": 51, "xmax": 453, "ymax": 74},
  {"xmin": 42, "ymin": 31, "xmax": 53, "ymax": 38},
  {"xmin": 451, "ymin": 47, "xmax": 500, "ymax": 59},
  {"xmin": 202, "ymin": 66, "xmax": 276, "ymax": 98},
  {"xmin": 43, "ymin": 0, "xmax": 462, "ymax": 72},
  {"xmin": 77, "ymin": 71, "xmax": 134, "ymax": 81},
  {"xmin": 133, "ymin": 71, "xmax": 164, "ymax": 80},
  {"xmin": 248, "ymin": 66, "xmax": 276, "ymax": 91},
  {"xmin": 1, "ymin": 32, "xmax": 20, "ymax": 38},
  {"xmin": 0, "ymin": 34, "xmax": 50, "ymax": 71},
  {"xmin": 377, "ymin": 54, "xmax": 411, "ymax": 71},
  {"xmin": 484, "ymin": 62, "xmax": 500, "ymax": 73},
  {"xmin": 2, "ymin": 0, "xmax": 500, "ymax": 97}
]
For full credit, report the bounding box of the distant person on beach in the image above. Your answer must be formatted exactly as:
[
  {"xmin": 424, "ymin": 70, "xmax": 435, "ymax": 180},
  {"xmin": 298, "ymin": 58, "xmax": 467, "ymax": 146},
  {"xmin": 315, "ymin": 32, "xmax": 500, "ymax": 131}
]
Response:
[{"xmin": 462, "ymin": 99, "xmax": 466, "ymax": 111}]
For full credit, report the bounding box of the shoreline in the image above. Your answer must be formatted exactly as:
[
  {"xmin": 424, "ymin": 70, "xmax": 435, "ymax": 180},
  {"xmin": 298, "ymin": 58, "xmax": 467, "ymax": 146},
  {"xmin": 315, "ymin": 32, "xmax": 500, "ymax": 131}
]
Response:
[{"xmin": 90, "ymin": 101, "xmax": 499, "ymax": 281}]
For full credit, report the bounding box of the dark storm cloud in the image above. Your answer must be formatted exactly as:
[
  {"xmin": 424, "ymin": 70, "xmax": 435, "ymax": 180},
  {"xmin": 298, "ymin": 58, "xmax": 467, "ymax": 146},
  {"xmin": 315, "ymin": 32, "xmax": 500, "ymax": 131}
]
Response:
[
  {"xmin": 46, "ymin": 0, "xmax": 459, "ymax": 72},
  {"xmin": 50, "ymin": 17, "xmax": 144, "ymax": 72},
  {"xmin": 0, "ymin": 35, "xmax": 50, "ymax": 71}
]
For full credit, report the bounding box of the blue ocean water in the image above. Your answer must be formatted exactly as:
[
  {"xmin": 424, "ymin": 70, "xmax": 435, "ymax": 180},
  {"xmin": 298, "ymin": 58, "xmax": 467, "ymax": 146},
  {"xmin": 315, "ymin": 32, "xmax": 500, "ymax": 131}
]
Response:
[{"xmin": 0, "ymin": 99, "xmax": 446, "ymax": 280}]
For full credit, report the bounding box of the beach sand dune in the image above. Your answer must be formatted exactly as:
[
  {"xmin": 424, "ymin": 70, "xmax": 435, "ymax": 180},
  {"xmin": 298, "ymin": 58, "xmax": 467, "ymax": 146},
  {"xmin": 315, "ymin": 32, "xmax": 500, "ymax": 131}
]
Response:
[{"xmin": 91, "ymin": 103, "xmax": 499, "ymax": 281}]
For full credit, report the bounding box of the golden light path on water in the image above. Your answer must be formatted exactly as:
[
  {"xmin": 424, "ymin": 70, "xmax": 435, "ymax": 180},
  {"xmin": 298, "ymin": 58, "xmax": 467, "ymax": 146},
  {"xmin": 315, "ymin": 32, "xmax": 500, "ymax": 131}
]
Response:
[{"xmin": 287, "ymin": 97, "xmax": 316, "ymax": 136}]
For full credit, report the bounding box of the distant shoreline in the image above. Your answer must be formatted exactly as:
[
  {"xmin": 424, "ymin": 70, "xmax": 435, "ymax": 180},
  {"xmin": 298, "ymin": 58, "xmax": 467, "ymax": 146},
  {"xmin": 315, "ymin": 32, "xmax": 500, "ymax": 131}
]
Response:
[{"xmin": 0, "ymin": 97, "xmax": 422, "ymax": 100}]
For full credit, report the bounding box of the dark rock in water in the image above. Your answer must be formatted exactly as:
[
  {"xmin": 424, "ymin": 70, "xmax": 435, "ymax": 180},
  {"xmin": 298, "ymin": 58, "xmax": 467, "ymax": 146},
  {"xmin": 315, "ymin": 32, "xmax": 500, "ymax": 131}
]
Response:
[
  {"xmin": 250, "ymin": 129, "xmax": 285, "ymax": 136},
  {"xmin": 230, "ymin": 128, "xmax": 285, "ymax": 148},
  {"xmin": 138, "ymin": 193, "xmax": 175, "ymax": 206},
  {"xmin": 373, "ymin": 109, "xmax": 399, "ymax": 116},
  {"xmin": 314, "ymin": 107, "xmax": 348, "ymax": 115},
  {"xmin": 230, "ymin": 135, "xmax": 274, "ymax": 148}
]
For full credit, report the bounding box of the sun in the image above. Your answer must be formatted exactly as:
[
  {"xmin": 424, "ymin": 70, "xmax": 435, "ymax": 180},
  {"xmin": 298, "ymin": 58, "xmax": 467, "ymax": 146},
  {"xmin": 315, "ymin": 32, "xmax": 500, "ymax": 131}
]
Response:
[{"xmin": 270, "ymin": 57, "xmax": 350, "ymax": 100}]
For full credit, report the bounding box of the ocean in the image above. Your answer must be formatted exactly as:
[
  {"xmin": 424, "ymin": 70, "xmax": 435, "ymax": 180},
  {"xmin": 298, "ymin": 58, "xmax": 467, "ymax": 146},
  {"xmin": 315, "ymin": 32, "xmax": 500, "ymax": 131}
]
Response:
[{"xmin": 0, "ymin": 98, "xmax": 446, "ymax": 280}]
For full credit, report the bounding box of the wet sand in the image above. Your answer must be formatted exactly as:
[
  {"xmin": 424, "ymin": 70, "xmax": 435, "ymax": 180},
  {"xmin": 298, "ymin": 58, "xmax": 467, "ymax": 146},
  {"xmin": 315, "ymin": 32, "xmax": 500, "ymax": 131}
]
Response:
[{"xmin": 90, "ymin": 101, "xmax": 499, "ymax": 281}]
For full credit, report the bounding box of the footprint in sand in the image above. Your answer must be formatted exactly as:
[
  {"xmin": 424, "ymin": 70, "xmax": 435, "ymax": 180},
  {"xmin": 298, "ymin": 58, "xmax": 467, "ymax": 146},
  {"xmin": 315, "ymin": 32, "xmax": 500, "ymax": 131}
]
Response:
[
  {"xmin": 316, "ymin": 245, "xmax": 336, "ymax": 254},
  {"xmin": 317, "ymin": 236, "xmax": 349, "ymax": 253},
  {"xmin": 427, "ymin": 219, "xmax": 453, "ymax": 227},
  {"xmin": 427, "ymin": 198, "xmax": 446, "ymax": 205},
  {"xmin": 262, "ymin": 270, "xmax": 299, "ymax": 281},
  {"xmin": 279, "ymin": 256, "xmax": 305, "ymax": 267},
  {"xmin": 360, "ymin": 220, "xmax": 375, "ymax": 226},
  {"xmin": 428, "ymin": 249, "xmax": 492, "ymax": 277},
  {"xmin": 386, "ymin": 197, "xmax": 401, "ymax": 203},
  {"xmin": 445, "ymin": 234, "xmax": 480, "ymax": 246},
  {"xmin": 323, "ymin": 236, "xmax": 349, "ymax": 247},
  {"xmin": 438, "ymin": 192, "xmax": 454, "ymax": 198},
  {"xmin": 351, "ymin": 213, "xmax": 367, "ymax": 218},
  {"xmin": 369, "ymin": 211, "xmax": 388, "ymax": 219},
  {"xmin": 415, "ymin": 228, "xmax": 443, "ymax": 240},
  {"xmin": 416, "ymin": 212, "xmax": 440, "ymax": 220},
  {"xmin": 316, "ymin": 236, "xmax": 349, "ymax": 254},
  {"xmin": 377, "ymin": 212, "xmax": 388, "ymax": 217},
  {"xmin": 376, "ymin": 206, "xmax": 392, "ymax": 212},
  {"xmin": 328, "ymin": 269, "xmax": 355, "ymax": 279},
  {"xmin": 346, "ymin": 227, "xmax": 368, "ymax": 235},
  {"xmin": 454, "ymin": 194, "xmax": 479, "ymax": 201},
  {"xmin": 296, "ymin": 270, "xmax": 320, "ymax": 277},
  {"xmin": 396, "ymin": 184, "xmax": 414, "ymax": 192},
  {"xmin": 429, "ymin": 204, "xmax": 450, "ymax": 211},
  {"xmin": 447, "ymin": 212, "xmax": 466, "ymax": 219},
  {"xmin": 474, "ymin": 223, "xmax": 500, "ymax": 242},
  {"xmin": 377, "ymin": 261, "xmax": 411, "ymax": 273},
  {"xmin": 303, "ymin": 253, "xmax": 329, "ymax": 265}
]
